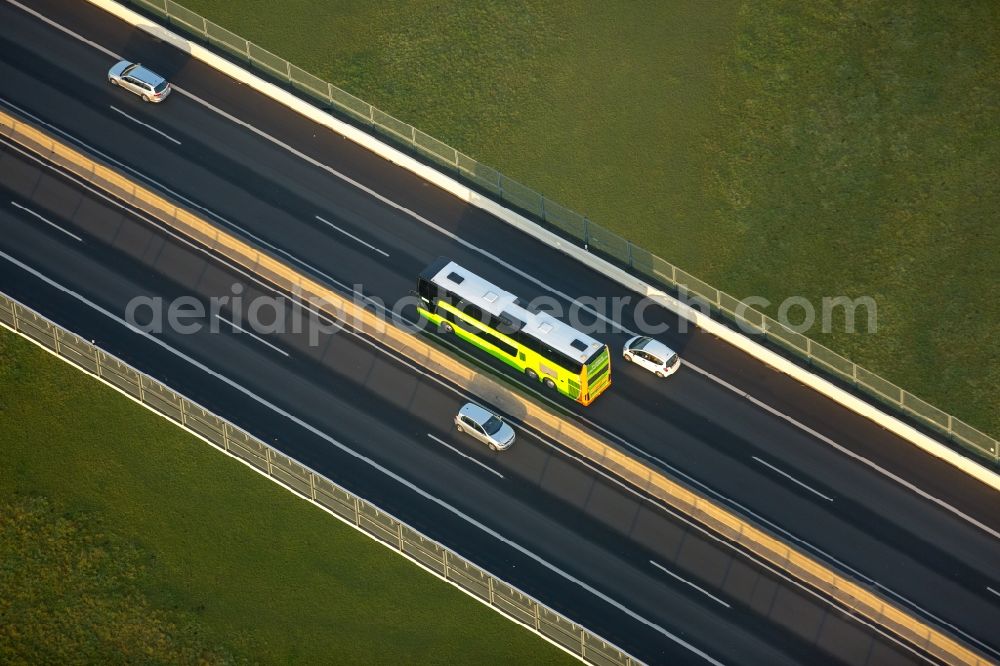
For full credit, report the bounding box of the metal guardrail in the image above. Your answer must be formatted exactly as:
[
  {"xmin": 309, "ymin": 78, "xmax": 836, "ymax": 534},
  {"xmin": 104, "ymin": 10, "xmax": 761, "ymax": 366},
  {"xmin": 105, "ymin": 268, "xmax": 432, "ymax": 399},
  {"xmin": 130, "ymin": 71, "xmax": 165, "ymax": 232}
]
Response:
[
  {"xmin": 121, "ymin": 0, "xmax": 998, "ymax": 465},
  {"xmin": 0, "ymin": 292, "xmax": 638, "ymax": 666}
]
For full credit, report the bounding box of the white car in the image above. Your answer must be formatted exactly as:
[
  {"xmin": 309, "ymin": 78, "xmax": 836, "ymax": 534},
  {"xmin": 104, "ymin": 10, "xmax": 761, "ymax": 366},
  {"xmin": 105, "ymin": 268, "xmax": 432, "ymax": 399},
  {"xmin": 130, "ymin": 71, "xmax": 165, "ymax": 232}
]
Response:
[
  {"xmin": 623, "ymin": 336, "xmax": 681, "ymax": 378},
  {"xmin": 455, "ymin": 403, "xmax": 515, "ymax": 451},
  {"xmin": 108, "ymin": 60, "xmax": 171, "ymax": 103}
]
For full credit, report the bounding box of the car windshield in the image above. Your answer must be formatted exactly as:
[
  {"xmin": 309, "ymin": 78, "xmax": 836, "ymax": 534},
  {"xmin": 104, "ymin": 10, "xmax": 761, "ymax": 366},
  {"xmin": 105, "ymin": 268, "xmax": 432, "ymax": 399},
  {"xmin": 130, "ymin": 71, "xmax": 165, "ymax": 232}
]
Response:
[
  {"xmin": 632, "ymin": 337, "xmax": 651, "ymax": 350},
  {"xmin": 153, "ymin": 81, "xmax": 168, "ymax": 93},
  {"xmin": 665, "ymin": 353, "xmax": 677, "ymax": 366},
  {"xmin": 482, "ymin": 415, "xmax": 504, "ymax": 436}
]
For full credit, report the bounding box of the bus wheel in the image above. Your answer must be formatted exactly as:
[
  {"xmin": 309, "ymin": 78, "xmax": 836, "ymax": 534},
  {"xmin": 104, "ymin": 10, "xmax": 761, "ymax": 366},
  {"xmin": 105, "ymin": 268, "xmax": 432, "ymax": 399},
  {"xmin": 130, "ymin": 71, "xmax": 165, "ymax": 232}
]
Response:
[
  {"xmin": 525, "ymin": 368, "xmax": 539, "ymax": 382},
  {"xmin": 543, "ymin": 377, "xmax": 556, "ymax": 390},
  {"xmin": 439, "ymin": 322, "xmax": 454, "ymax": 335}
]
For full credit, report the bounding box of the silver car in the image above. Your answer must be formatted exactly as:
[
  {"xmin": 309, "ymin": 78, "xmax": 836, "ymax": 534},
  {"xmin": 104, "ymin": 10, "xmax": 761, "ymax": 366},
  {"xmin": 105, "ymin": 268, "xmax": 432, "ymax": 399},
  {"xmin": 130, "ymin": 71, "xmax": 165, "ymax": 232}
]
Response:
[
  {"xmin": 108, "ymin": 60, "xmax": 171, "ymax": 103},
  {"xmin": 623, "ymin": 336, "xmax": 681, "ymax": 378},
  {"xmin": 455, "ymin": 403, "xmax": 515, "ymax": 451}
]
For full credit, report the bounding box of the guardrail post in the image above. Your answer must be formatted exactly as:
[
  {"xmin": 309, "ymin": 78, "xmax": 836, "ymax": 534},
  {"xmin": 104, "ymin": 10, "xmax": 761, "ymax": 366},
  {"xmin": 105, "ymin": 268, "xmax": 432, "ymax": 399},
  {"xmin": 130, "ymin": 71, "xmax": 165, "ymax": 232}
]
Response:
[
  {"xmin": 583, "ymin": 218, "xmax": 590, "ymax": 249},
  {"xmin": 93, "ymin": 347, "xmax": 103, "ymax": 378},
  {"xmin": 353, "ymin": 496, "xmax": 362, "ymax": 527},
  {"xmin": 488, "ymin": 576, "xmax": 495, "ymax": 605}
]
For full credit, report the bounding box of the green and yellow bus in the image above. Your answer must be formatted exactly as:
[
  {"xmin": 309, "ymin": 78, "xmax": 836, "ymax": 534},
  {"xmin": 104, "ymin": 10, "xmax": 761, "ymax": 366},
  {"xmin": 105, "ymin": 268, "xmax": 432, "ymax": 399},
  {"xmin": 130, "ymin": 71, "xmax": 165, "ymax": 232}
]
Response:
[{"xmin": 417, "ymin": 257, "xmax": 611, "ymax": 406}]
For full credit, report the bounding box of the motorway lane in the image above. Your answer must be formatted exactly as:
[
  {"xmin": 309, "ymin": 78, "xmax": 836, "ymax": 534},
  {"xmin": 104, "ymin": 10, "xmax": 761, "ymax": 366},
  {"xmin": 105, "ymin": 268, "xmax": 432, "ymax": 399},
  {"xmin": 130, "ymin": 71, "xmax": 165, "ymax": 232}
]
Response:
[
  {"xmin": 0, "ymin": 144, "xmax": 931, "ymax": 665},
  {"xmin": 2, "ymin": 0, "xmax": 999, "ymax": 656}
]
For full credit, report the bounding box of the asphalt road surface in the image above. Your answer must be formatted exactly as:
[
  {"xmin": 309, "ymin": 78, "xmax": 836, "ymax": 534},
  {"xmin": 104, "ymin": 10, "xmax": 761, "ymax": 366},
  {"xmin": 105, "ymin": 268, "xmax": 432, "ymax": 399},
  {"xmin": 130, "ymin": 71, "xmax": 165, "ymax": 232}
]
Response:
[
  {"xmin": 0, "ymin": 138, "xmax": 926, "ymax": 665},
  {"xmin": 1, "ymin": 0, "xmax": 998, "ymax": 662}
]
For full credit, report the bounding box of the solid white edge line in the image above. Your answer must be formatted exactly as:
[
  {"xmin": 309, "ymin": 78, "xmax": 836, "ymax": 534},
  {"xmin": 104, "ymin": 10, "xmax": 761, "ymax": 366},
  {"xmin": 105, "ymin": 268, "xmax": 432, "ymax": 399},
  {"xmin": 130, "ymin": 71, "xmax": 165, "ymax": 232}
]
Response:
[
  {"xmin": 650, "ymin": 561, "xmax": 731, "ymax": 609},
  {"xmin": 213, "ymin": 313, "xmax": 289, "ymax": 357},
  {"xmin": 9, "ymin": 200, "xmax": 83, "ymax": 241},
  {"xmin": 752, "ymin": 456, "xmax": 834, "ymax": 503},
  {"xmin": 315, "ymin": 215, "xmax": 390, "ymax": 257},
  {"xmin": 0, "ymin": 249, "xmax": 725, "ymax": 666},
  {"xmin": 108, "ymin": 104, "xmax": 181, "ymax": 144},
  {"xmin": 427, "ymin": 433, "xmax": 504, "ymax": 479}
]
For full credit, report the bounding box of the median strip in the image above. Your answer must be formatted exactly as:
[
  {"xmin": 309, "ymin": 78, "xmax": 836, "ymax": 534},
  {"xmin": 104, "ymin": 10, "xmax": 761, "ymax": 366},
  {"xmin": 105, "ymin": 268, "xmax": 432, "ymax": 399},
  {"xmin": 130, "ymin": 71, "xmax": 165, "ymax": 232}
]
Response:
[{"xmin": 0, "ymin": 107, "xmax": 990, "ymax": 666}]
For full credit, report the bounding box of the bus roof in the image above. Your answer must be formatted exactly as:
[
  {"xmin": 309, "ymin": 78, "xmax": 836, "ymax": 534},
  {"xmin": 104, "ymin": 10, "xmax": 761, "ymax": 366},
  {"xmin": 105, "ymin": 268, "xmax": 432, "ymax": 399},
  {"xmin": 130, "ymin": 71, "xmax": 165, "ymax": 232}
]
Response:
[{"xmin": 427, "ymin": 260, "xmax": 605, "ymax": 365}]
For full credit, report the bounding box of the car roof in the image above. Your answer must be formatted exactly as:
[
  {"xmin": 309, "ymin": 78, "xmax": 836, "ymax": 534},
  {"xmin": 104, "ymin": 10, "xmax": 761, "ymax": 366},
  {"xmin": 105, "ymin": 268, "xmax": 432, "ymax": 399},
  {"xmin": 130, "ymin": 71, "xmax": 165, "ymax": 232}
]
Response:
[
  {"xmin": 459, "ymin": 402, "xmax": 495, "ymax": 425},
  {"xmin": 127, "ymin": 64, "xmax": 166, "ymax": 87},
  {"xmin": 634, "ymin": 337, "xmax": 675, "ymax": 359}
]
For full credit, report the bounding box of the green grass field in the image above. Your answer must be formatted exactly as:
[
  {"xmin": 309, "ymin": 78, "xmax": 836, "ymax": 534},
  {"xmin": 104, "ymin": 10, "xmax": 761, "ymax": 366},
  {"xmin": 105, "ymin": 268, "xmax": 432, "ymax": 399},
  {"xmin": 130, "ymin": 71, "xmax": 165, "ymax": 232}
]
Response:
[
  {"xmin": 0, "ymin": 330, "xmax": 572, "ymax": 664},
  {"xmin": 179, "ymin": 0, "xmax": 999, "ymax": 437}
]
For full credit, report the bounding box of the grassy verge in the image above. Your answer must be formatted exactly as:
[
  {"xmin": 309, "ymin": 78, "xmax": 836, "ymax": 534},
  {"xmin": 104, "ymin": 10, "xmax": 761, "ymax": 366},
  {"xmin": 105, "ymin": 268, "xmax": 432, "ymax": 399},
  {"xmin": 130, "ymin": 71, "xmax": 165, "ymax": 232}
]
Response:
[
  {"xmin": 177, "ymin": 0, "xmax": 999, "ymax": 436},
  {"xmin": 0, "ymin": 329, "xmax": 572, "ymax": 664}
]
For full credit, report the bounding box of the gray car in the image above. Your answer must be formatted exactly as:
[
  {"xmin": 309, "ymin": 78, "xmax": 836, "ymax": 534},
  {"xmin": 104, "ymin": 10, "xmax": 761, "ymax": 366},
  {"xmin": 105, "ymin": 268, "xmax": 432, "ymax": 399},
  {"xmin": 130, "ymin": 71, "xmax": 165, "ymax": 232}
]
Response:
[
  {"xmin": 455, "ymin": 403, "xmax": 515, "ymax": 451},
  {"xmin": 108, "ymin": 60, "xmax": 171, "ymax": 103}
]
